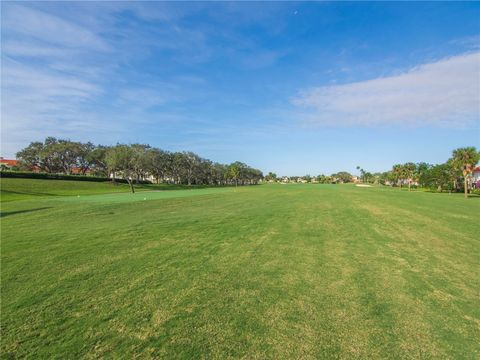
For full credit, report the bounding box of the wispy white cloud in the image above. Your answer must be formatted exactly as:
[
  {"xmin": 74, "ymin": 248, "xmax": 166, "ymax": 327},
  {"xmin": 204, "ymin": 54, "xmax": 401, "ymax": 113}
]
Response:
[
  {"xmin": 292, "ymin": 52, "xmax": 480, "ymax": 127},
  {"xmin": 1, "ymin": 58, "xmax": 107, "ymax": 153},
  {"xmin": 2, "ymin": 1, "xmax": 478, "ymax": 162},
  {"xmin": 2, "ymin": 40, "xmax": 75, "ymax": 58},
  {"xmin": 3, "ymin": 59, "xmax": 100, "ymax": 99},
  {"xmin": 0, "ymin": 3, "xmax": 207, "ymax": 156},
  {"xmin": 2, "ymin": 4, "xmax": 110, "ymax": 52},
  {"xmin": 449, "ymin": 35, "xmax": 480, "ymax": 50}
]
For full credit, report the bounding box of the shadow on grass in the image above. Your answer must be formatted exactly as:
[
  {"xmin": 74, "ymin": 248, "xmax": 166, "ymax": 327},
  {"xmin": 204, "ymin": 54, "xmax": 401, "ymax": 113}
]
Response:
[
  {"xmin": 388, "ymin": 187, "xmax": 480, "ymax": 198},
  {"xmin": 0, "ymin": 207, "xmax": 52, "ymax": 218},
  {"xmin": 1, "ymin": 189, "xmax": 60, "ymax": 197},
  {"xmin": 419, "ymin": 189, "xmax": 480, "ymax": 198}
]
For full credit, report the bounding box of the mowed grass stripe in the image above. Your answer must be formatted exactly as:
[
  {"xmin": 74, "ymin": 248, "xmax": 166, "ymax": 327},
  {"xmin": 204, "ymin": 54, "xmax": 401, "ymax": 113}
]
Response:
[{"xmin": 1, "ymin": 182, "xmax": 479, "ymax": 358}]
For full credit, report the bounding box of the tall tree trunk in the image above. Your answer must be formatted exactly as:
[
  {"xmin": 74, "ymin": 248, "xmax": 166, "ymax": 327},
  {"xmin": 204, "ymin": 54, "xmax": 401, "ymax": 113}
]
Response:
[
  {"xmin": 408, "ymin": 181, "xmax": 411, "ymax": 192},
  {"xmin": 464, "ymin": 177, "xmax": 468, "ymax": 198},
  {"xmin": 126, "ymin": 178, "xmax": 135, "ymax": 193}
]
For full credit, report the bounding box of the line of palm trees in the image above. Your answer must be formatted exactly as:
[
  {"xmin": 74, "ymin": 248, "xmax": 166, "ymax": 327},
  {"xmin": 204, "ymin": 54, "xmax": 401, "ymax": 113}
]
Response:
[{"xmin": 373, "ymin": 147, "xmax": 479, "ymax": 198}]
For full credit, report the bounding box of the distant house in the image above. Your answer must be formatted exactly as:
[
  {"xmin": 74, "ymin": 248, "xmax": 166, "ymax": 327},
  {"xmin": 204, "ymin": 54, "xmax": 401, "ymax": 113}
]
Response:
[
  {"xmin": 473, "ymin": 166, "xmax": 480, "ymax": 188},
  {"xmin": 1, "ymin": 157, "xmax": 44, "ymax": 172},
  {"xmin": 0, "ymin": 157, "xmax": 18, "ymax": 169},
  {"xmin": 70, "ymin": 167, "xmax": 92, "ymax": 175}
]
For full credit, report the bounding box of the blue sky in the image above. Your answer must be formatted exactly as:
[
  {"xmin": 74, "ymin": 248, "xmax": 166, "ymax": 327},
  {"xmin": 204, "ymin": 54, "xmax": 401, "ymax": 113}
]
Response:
[{"xmin": 1, "ymin": 1, "xmax": 479, "ymax": 175}]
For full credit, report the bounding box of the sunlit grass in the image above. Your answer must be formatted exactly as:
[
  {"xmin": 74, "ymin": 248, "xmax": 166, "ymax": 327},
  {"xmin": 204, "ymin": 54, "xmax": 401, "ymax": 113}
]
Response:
[{"xmin": 1, "ymin": 180, "xmax": 479, "ymax": 358}]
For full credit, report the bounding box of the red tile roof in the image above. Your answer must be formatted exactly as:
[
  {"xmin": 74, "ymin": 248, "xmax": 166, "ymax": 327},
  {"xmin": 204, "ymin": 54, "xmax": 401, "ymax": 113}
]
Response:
[
  {"xmin": 0, "ymin": 159, "xmax": 18, "ymax": 166},
  {"xmin": 71, "ymin": 167, "xmax": 91, "ymax": 174}
]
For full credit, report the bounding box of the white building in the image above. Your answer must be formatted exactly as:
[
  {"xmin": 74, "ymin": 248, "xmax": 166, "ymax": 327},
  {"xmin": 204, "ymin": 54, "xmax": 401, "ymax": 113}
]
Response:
[{"xmin": 473, "ymin": 166, "xmax": 480, "ymax": 188}]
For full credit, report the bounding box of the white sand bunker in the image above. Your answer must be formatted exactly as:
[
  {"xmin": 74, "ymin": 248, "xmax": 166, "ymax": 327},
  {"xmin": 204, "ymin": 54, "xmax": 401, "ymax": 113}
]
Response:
[{"xmin": 355, "ymin": 184, "xmax": 372, "ymax": 187}]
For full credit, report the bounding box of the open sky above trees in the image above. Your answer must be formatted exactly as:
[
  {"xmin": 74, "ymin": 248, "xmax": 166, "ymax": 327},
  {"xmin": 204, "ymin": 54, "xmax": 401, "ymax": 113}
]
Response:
[{"xmin": 1, "ymin": 2, "xmax": 479, "ymax": 175}]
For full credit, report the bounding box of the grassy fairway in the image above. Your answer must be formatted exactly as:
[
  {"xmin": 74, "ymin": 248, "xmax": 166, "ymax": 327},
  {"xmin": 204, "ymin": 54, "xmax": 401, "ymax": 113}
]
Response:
[
  {"xmin": 0, "ymin": 178, "xmax": 223, "ymax": 202},
  {"xmin": 1, "ymin": 180, "xmax": 479, "ymax": 358}
]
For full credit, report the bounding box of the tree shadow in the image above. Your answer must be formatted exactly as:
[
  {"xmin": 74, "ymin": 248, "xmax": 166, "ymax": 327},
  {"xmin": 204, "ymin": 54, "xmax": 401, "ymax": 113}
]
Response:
[
  {"xmin": 1, "ymin": 190, "xmax": 59, "ymax": 197},
  {"xmin": 418, "ymin": 189, "xmax": 480, "ymax": 198},
  {"xmin": 0, "ymin": 207, "xmax": 52, "ymax": 218}
]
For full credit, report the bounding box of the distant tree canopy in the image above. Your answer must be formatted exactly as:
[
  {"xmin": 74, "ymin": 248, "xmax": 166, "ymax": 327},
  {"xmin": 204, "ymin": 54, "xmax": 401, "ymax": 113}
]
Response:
[
  {"xmin": 331, "ymin": 171, "xmax": 353, "ymax": 184},
  {"xmin": 376, "ymin": 147, "xmax": 480, "ymax": 196},
  {"xmin": 16, "ymin": 137, "xmax": 94, "ymax": 175},
  {"xmin": 262, "ymin": 147, "xmax": 479, "ymax": 197},
  {"xmin": 264, "ymin": 172, "xmax": 277, "ymax": 182},
  {"xmin": 276, "ymin": 173, "xmax": 353, "ymax": 184},
  {"xmin": 13, "ymin": 140, "xmax": 479, "ymax": 196},
  {"xmin": 15, "ymin": 137, "xmax": 263, "ymax": 190}
]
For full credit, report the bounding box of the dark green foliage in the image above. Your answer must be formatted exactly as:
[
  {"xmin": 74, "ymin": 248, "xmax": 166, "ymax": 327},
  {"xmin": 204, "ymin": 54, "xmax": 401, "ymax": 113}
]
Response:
[
  {"xmin": 383, "ymin": 147, "xmax": 479, "ymax": 196},
  {"xmin": 264, "ymin": 172, "xmax": 277, "ymax": 181},
  {"xmin": 15, "ymin": 137, "xmax": 263, "ymax": 186},
  {"xmin": 0, "ymin": 170, "xmax": 135, "ymax": 183},
  {"xmin": 418, "ymin": 163, "xmax": 455, "ymax": 192},
  {"xmin": 331, "ymin": 171, "xmax": 353, "ymax": 183}
]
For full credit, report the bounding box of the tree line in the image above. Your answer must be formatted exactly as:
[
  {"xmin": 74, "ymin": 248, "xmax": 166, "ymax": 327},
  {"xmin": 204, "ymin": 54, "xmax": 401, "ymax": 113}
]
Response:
[
  {"xmin": 264, "ymin": 172, "xmax": 356, "ymax": 184},
  {"xmin": 265, "ymin": 147, "xmax": 479, "ymax": 198},
  {"xmin": 379, "ymin": 147, "xmax": 479, "ymax": 197},
  {"xmin": 11, "ymin": 140, "xmax": 479, "ymax": 197},
  {"xmin": 15, "ymin": 137, "xmax": 263, "ymax": 192}
]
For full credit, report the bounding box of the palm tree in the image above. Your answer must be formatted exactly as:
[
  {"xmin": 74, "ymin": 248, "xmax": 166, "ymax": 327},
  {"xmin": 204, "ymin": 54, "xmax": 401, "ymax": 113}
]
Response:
[
  {"xmin": 451, "ymin": 147, "xmax": 480, "ymax": 198},
  {"xmin": 403, "ymin": 162, "xmax": 417, "ymax": 191},
  {"xmin": 392, "ymin": 164, "xmax": 403, "ymax": 188}
]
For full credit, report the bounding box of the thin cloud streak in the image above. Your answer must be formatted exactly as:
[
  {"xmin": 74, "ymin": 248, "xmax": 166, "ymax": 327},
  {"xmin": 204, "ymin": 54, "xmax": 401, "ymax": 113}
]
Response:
[
  {"xmin": 292, "ymin": 52, "xmax": 480, "ymax": 127},
  {"xmin": 2, "ymin": 4, "xmax": 110, "ymax": 52}
]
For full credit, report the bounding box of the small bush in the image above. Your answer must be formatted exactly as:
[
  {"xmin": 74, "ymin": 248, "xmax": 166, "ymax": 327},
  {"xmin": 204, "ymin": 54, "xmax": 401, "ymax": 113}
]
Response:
[{"xmin": 471, "ymin": 188, "xmax": 480, "ymax": 195}]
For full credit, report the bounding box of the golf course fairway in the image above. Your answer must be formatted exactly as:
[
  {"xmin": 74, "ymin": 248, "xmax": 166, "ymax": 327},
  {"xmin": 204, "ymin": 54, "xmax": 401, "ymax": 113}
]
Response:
[{"xmin": 1, "ymin": 179, "xmax": 479, "ymax": 358}]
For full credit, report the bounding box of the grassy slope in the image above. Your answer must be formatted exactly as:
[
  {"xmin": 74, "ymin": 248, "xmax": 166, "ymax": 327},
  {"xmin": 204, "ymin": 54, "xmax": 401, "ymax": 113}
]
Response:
[
  {"xmin": 0, "ymin": 178, "xmax": 134, "ymax": 202},
  {"xmin": 1, "ymin": 181, "xmax": 479, "ymax": 358},
  {"xmin": 0, "ymin": 178, "xmax": 222, "ymax": 202}
]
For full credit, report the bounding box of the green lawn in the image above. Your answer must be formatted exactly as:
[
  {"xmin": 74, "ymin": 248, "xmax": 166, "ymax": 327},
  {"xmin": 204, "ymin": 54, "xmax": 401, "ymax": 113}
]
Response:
[
  {"xmin": 1, "ymin": 180, "xmax": 479, "ymax": 359},
  {"xmin": 0, "ymin": 178, "xmax": 225, "ymax": 202}
]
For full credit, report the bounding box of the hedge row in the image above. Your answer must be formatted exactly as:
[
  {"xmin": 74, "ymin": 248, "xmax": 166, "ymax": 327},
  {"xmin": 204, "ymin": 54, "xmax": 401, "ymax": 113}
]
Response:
[{"xmin": 0, "ymin": 171, "xmax": 151, "ymax": 184}]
